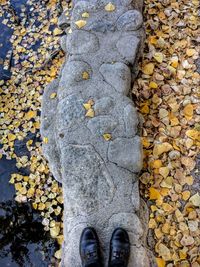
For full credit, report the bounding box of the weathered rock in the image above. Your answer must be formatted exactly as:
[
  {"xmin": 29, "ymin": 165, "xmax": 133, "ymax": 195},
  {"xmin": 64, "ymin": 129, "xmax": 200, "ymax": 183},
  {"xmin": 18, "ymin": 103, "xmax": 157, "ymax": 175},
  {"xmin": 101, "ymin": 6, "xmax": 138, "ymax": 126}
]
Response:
[{"xmin": 41, "ymin": 0, "xmax": 153, "ymax": 266}]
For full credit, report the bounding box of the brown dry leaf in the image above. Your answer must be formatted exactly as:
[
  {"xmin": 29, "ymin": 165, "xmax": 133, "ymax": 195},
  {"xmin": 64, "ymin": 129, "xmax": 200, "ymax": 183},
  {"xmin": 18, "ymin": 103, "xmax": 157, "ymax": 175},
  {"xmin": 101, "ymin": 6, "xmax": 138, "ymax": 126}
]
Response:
[
  {"xmin": 181, "ymin": 157, "xmax": 196, "ymax": 171},
  {"xmin": 159, "ymin": 167, "xmax": 169, "ymax": 178},
  {"xmin": 157, "ymin": 243, "xmax": 171, "ymax": 261}
]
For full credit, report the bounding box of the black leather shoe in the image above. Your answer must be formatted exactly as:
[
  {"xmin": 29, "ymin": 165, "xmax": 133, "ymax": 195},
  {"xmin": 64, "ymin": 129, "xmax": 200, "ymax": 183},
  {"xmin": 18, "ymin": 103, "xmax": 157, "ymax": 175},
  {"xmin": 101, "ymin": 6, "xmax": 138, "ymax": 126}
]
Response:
[
  {"xmin": 108, "ymin": 228, "xmax": 130, "ymax": 267},
  {"xmin": 80, "ymin": 227, "xmax": 102, "ymax": 267}
]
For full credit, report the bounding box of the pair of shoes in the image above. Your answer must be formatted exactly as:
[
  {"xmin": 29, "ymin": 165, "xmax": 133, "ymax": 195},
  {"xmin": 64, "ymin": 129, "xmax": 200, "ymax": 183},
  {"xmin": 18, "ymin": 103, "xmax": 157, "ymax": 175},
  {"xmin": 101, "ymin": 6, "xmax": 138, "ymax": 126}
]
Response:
[{"xmin": 80, "ymin": 227, "xmax": 130, "ymax": 267}]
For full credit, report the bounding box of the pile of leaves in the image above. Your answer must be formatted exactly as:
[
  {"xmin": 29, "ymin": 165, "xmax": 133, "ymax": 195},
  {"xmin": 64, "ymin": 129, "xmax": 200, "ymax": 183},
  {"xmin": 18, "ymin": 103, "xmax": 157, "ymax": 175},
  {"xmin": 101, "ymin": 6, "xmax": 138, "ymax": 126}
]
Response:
[
  {"xmin": 134, "ymin": 0, "xmax": 200, "ymax": 266},
  {"xmin": 0, "ymin": 0, "xmax": 69, "ymax": 260},
  {"xmin": 0, "ymin": 0, "xmax": 199, "ymax": 265}
]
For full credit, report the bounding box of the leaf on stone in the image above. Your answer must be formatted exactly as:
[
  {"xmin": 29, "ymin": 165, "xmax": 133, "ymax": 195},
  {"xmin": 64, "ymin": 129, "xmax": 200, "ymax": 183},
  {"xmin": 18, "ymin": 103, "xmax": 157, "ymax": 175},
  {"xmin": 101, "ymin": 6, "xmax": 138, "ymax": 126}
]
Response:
[
  {"xmin": 85, "ymin": 108, "xmax": 95, "ymax": 118},
  {"xmin": 82, "ymin": 12, "xmax": 90, "ymax": 18},
  {"xmin": 43, "ymin": 137, "xmax": 49, "ymax": 144},
  {"xmin": 82, "ymin": 71, "xmax": 89, "ymax": 80},
  {"xmin": 103, "ymin": 133, "xmax": 112, "ymax": 141},
  {"xmin": 50, "ymin": 92, "xmax": 57, "ymax": 99},
  {"xmin": 105, "ymin": 3, "xmax": 116, "ymax": 12},
  {"xmin": 75, "ymin": 20, "xmax": 87, "ymax": 28}
]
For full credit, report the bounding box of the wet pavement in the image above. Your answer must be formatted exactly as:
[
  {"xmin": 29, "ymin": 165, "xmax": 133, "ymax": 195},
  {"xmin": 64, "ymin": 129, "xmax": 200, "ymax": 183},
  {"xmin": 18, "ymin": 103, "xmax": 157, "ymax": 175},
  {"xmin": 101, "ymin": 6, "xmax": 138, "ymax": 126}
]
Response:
[
  {"xmin": 0, "ymin": 1, "xmax": 59, "ymax": 266},
  {"xmin": 0, "ymin": 155, "xmax": 59, "ymax": 267}
]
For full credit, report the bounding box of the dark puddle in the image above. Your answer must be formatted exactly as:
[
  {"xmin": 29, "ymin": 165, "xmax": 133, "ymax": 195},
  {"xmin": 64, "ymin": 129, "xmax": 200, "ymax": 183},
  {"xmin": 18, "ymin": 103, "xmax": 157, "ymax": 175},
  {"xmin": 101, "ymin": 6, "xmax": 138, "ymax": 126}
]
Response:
[{"xmin": 0, "ymin": 154, "xmax": 59, "ymax": 267}]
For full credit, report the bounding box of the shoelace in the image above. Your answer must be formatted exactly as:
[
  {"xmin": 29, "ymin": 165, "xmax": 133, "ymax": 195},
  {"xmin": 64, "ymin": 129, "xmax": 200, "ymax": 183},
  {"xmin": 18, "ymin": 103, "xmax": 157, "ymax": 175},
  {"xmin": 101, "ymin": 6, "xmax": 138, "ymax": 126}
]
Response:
[
  {"xmin": 85, "ymin": 250, "xmax": 98, "ymax": 260},
  {"xmin": 112, "ymin": 249, "xmax": 128, "ymax": 260}
]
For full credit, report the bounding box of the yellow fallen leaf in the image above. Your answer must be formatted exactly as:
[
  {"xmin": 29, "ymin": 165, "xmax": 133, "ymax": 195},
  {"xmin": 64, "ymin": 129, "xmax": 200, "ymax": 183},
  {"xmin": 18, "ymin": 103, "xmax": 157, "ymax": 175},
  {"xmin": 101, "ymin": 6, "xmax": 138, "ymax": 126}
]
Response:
[
  {"xmin": 38, "ymin": 203, "xmax": 46, "ymax": 210},
  {"xmin": 53, "ymin": 28, "xmax": 63, "ymax": 36},
  {"xmin": 154, "ymin": 52, "xmax": 164, "ymax": 63},
  {"xmin": 160, "ymin": 176, "xmax": 173, "ymax": 189},
  {"xmin": 153, "ymin": 142, "xmax": 173, "ymax": 157},
  {"xmin": 105, "ymin": 3, "xmax": 116, "ymax": 12},
  {"xmin": 82, "ymin": 12, "xmax": 89, "ymax": 18},
  {"xmin": 50, "ymin": 92, "xmax": 57, "ymax": 99},
  {"xmin": 186, "ymin": 48, "xmax": 196, "ymax": 57},
  {"xmin": 163, "ymin": 203, "xmax": 174, "ymax": 213},
  {"xmin": 82, "ymin": 71, "xmax": 89, "ymax": 80},
  {"xmin": 186, "ymin": 129, "xmax": 200, "ymax": 141},
  {"xmin": 75, "ymin": 20, "xmax": 87, "ymax": 29},
  {"xmin": 140, "ymin": 104, "xmax": 150, "ymax": 114},
  {"xmin": 56, "ymin": 235, "xmax": 64, "ymax": 246},
  {"xmin": 183, "ymin": 104, "xmax": 193, "ymax": 119},
  {"xmin": 50, "ymin": 225, "xmax": 60, "ymax": 238},
  {"xmin": 83, "ymin": 103, "xmax": 91, "ymax": 110},
  {"xmin": 8, "ymin": 133, "xmax": 16, "ymax": 142},
  {"xmin": 152, "ymin": 160, "xmax": 162, "ymax": 169},
  {"xmin": 26, "ymin": 110, "xmax": 37, "ymax": 120},
  {"xmin": 189, "ymin": 193, "xmax": 200, "ymax": 207},
  {"xmin": 85, "ymin": 108, "xmax": 95, "ymax": 118},
  {"xmin": 142, "ymin": 137, "xmax": 151, "ymax": 148},
  {"xmin": 142, "ymin": 63, "xmax": 155, "ymax": 75},
  {"xmin": 159, "ymin": 167, "xmax": 169, "ymax": 178},
  {"xmin": 149, "ymin": 188, "xmax": 162, "ymax": 200},
  {"xmin": 157, "ymin": 243, "xmax": 171, "ymax": 261},
  {"xmin": 43, "ymin": 137, "xmax": 49, "ymax": 144},
  {"xmin": 182, "ymin": 191, "xmax": 191, "ymax": 201},
  {"xmin": 55, "ymin": 249, "xmax": 62, "ymax": 259},
  {"xmin": 156, "ymin": 258, "xmax": 166, "ymax": 267},
  {"xmin": 149, "ymin": 81, "xmax": 158, "ymax": 89},
  {"xmin": 149, "ymin": 218, "xmax": 157, "ymax": 229},
  {"xmin": 103, "ymin": 133, "xmax": 112, "ymax": 141}
]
